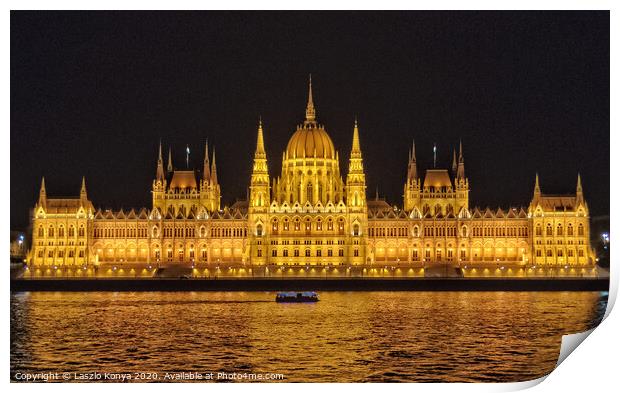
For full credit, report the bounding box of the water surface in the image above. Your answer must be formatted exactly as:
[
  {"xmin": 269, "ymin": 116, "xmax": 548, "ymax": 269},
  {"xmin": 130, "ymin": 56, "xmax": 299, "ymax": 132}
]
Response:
[{"xmin": 10, "ymin": 291, "xmax": 607, "ymax": 382}]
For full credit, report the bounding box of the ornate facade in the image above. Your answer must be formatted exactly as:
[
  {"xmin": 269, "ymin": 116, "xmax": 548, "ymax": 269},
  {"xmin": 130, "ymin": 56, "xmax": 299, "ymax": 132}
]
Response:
[{"xmin": 26, "ymin": 79, "xmax": 596, "ymax": 277}]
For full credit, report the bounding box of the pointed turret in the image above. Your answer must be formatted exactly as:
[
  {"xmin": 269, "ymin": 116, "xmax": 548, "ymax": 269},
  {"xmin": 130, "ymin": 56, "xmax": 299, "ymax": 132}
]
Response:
[
  {"xmin": 304, "ymin": 74, "xmax": 316, "ymax": 124},
  {"xmin": 351, "ymin": 117, "xmax": 361, "ymax": 157},
  {"xmin": 156, "ymin": 141, "xmax": 165, "ymax": 181},
  {"xmin": 346, "ymin": 119, "xmax": 366, "ymax": 209},
  {"xmin": 80, "ymin": 176, "xmax": 87, "ymax": 200},
  {"xmin": 203, "ymin": 139, "xmax": 211, "ymax": 181},
  {"xmin": 456, "ymin": 140, "xmax": 465, "ymax": 180},
  {"xmin": 38, "ymin": 177, "xmax": 47, "ymax": 206},
  {"xmin": 210, "ymin": 148, "xmax": 218, "ymax": 186},
  {"xmin": 249, "ymin": 118, "xmax": 270, "ymax": 209},
  {"xmin": 534, "ymin": 173, "xmax": 541, "ymax": 198},
  {"xmin": 452, "ymin": 148, "xmax": 457, "ymax": 175},
  {"xmin": 407, "ymin": 139, "xmax": 418, "ymax": 182},
  {"xmin": 576, "ymin": 173, "xmax": 584, "ymax": 203},
  {"xmin": 167, "ymin": 147, "xmax": 173, "ymax": 173},
  {"xmin": 255, "ymin": 117, "xmax": 266, "ymax": 157}
]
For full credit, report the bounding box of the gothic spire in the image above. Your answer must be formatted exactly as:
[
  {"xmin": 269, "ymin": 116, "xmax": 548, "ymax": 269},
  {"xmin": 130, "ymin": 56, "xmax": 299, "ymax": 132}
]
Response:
[
  {"xmin": 255, "ymin": 117, "xmax": 266, "ymax": 156},
  {"xmin": 38, "ymin": 176, "xmax": 46, "ymax": 205},
  {"xmin": 456, "ymin": 140, "xmax": 465, "ymax": 180},
  {"xmin": 167, "ymin": 147, "xmax": 173, "ymax": 173},
  {"xmin": 80, "ymin": 176, "xmax": 87, "ymax": 199},
  {"xmin": 210, "ymin": 148, "xmax": 218, "ymax": 185},
  {"xmin": 305, "ymin": 74, "xmax": 316, "ymax": 123},
  {"xmin": 576, "ymin": 173, "xmax": 583, "ymax": 202},
  {"xmin": 452, "ymin": 148, "xmax": 457, "ymax": 174},
  {"xmin": 534, "ymin": 173, "xmax": 541, "ymax": 197},
  {"xmin": 203, "ymin": 139, "xmax": 211, "ymax": 181},
  {"xmin": 407, "ymin": 139, "xmax": 418, "ymax": 182},
  {"xmin": 156, "ymin": 140, "xmax": 165, "ymax": 180},
  {"xmin": 351, "ymin": 117, "xmax": 361, "ymax": 156}
]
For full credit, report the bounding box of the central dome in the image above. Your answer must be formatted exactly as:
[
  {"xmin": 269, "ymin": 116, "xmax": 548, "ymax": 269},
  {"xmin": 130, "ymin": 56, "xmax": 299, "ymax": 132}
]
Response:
[
  {"xmin": 285, "ymin": 75, "xmax": 336, "ymax": 160},
  {"xmin": 286, "ymin": 124, "xmax": 335, "ymax": 159}
]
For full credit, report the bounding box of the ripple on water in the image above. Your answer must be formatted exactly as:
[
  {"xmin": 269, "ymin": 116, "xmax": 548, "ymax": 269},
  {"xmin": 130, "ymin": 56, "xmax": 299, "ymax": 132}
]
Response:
[{"xmin": 10, "ymin": 291, "xmax": 605, "ymax": 382}]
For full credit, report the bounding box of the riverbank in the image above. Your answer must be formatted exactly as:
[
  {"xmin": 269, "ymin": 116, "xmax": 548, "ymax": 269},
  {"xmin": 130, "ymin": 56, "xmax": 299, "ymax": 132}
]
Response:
[{"xmin": 10, "ymin": 277, "xmax": 609, "ymax": 292}]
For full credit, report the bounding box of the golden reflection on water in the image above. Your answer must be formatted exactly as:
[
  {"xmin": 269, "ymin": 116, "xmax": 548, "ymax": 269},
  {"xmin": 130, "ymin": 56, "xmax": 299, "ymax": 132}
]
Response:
[{"xmin": 11, "ymin": 291, "xmax": 606, "ymax": 382}]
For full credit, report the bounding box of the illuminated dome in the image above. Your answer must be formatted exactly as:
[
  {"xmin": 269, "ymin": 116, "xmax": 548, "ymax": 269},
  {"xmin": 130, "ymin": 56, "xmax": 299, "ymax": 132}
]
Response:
[
  {"xmin": 285, "ymin": 75, "xmax": 336, "ymax": 160},
  {"xmin": 286, "ymin": 125, "xmax": 335, "ymax": 159}
]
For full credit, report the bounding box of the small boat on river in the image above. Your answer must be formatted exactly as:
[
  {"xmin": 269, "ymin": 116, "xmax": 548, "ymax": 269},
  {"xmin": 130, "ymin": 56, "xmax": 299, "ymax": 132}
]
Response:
[{"xmin": 275, "ymin": 291, "xmax": 319, "ymax": 303}]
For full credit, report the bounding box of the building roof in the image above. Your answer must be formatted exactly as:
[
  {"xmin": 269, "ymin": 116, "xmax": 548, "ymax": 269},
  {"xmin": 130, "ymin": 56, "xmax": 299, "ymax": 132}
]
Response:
[
  {"xmin": 286, "ymin": 124, "xmax": 336, "ymax": 159},
  {"xmin": 42, "ymin": 198, "xmax": 93, "ymax": 213},
  {"xmin": 367, "ymin": 198, "xmax": 392, "ymax": 213},
  {"xmin": 169, "ymin": 170, "xmax": 198, "ymax": 189},
  {"xmin": 423, "ymin": 169, "xmax": 453, "ymax": 188},
  {"xmin": 539, "ymin": 195, "xmax": 577, "ymax": 211}
]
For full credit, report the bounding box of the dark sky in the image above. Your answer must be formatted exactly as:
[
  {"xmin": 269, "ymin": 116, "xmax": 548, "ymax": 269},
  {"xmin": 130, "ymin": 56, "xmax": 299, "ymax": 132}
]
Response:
[{"xmin": 11, "ymin": 11, "xmax": 609, "ymax": 230}]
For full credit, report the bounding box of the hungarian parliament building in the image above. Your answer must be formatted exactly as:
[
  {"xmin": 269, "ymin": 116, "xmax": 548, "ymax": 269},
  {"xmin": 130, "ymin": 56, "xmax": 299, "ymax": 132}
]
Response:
[{"xmin": 26, "ymin": 79, "xmax": 596, "ymax": 276}]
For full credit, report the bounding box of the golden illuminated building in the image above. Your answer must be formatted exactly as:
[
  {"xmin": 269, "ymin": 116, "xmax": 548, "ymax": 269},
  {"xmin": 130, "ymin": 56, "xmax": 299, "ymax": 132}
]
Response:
[{"xmin": 26, "ymin": 78, "xmax": 596, "ymax": 277}]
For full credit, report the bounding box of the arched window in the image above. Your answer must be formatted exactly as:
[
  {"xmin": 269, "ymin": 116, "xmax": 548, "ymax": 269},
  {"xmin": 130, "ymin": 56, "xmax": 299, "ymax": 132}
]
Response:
[
  {"xmin": 578, "ymin": 224, "xmax": 584, "ymax": 236},
  {"xmin": 546, "ymin": 224, "xmax": 553, "ymax": 236},
  {"xmin": 48, "ymin": 226, "xmax": 54, "ymax": 237},
  {"xmin": 413, "ymin": 226, "xmax": 419, "ymax": 237},
  {"xmin": 38, "ymin": 226, "xmax": 44, "ymax": 237},
  {"xmin": 78, "ymin": 226, "xmax": 85, "ymax": 237},
  {"xmin": 461, "ymin": 226, "xmax": 468, "ymax": 238},
  {"xmin": 152, "ymin": 226, "xmax": 159, "ymax": 238},
  {"xmin": 68, "ymin": 226, "xmax": 75, "ymax": 237},
  {"xmin": 353, "ymin": 224, "xmax": 360, "ymax": 236},
  {"xmin": 567, "ymin": 224, "xmax": 574, "ymax": 236},
  {"xmin": 316, "ymin": 219, "xmax": 322, "ymax": 231},
  {"xmin": 272, "ymin": 219, "xmax": 278, "ymax": 232},
  {"xmin": 200, "ymin": 226, "xmax": 206, "ymax": 237},
  {"xmin": 557, "ymin": 224, "xmax": 563, "ymax": 236},
  {"xmin": 58, "ymin": 226, "xmax": 65, "ymax": 237},
  {"xmin": 256, "ymin": 224, "xmax": 263, "ymax": 236},
  {"xmin": 305, "ymin": 249, "xmax": 311, "ymax": 257},
  {"xmin": 536, "ymin": 225, "xmax": 542, "ymax": 236}
]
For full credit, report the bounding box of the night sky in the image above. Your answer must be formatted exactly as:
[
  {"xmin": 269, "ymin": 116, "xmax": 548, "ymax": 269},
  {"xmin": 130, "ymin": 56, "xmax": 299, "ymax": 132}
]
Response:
[{"xmin": 11, "ymin": 11, "xmax": 609, "ymax": 230}]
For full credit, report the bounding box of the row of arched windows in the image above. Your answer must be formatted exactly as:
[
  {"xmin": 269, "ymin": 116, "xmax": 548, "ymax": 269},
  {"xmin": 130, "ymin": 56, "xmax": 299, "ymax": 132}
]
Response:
[
  {"xmin": 535, "ymin": 223, "xmax": 584, "ymax": 237},
  {"xmin": 93, "ymin": 227, "xmax": 148, "ymax": 238},
  {"xmin": 37, "ymin": 225, "xmax": 85, "ymax": 238},
  {"xmin": 271, "ymin": 217, "xmax": 345, "ymax": 233}
]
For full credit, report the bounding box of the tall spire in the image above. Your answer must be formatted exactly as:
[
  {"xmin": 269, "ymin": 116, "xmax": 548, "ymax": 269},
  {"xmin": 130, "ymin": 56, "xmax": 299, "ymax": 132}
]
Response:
[
  {"xmin": 351, "ymin": 117, "xmax": 361, "ymax": 155},
  {"xmin": 167, "ymin": 147, "xmax": 173, "ymax": 173},
  {"xmin": 80, "ymin": 176, "xmax": 87, "ymax": 200},
  {"xmin": 210, "ymin": 148, "xmax": 218, "ymax": 185},
  {"xmin": 255, "ymin": 117, "xmax": 266, "ymax": 156},
  {"xmin": 576, "ymin": 173, "xmax": 583, "ymax": 202},
  {"xmin": 407, "ymin": 139, "xmax": 418, "ymax": 182},
  {"xmin": 203, "ymin": 139, "xmax": 211, "ymax": 181},
  {"xmin": 452, "ymin": 148, "xmax": 457, "ymax": 174},
  {"xmin": 534, "ymin": 173, "xmax": 541, "ymax": 197},
  {"xmin": 156, "ymin": 140, "xmax": 165, "ymax": 180},
  {"xmin": 38, "ymin": 176, "xmax": 46, "ymax": 206},
  {"xmin": 305, "ymin": 74, "xmax": 316, "ymax": 123},
  {"xmin": 456, "ymin": 140, "xmax": 465, "ymax": 180}
]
